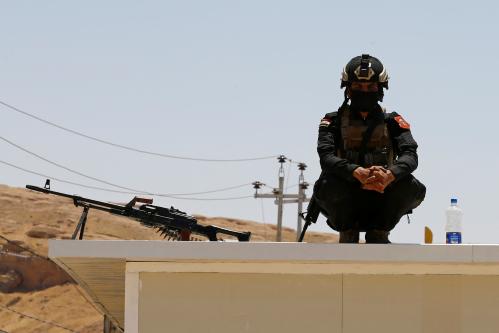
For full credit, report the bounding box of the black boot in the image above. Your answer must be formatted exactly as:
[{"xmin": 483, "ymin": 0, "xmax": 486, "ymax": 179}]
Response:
[
  {"xmin": 339, "ymin": 230, "xmax": 359, "ymax": 243},
  {"xmin": 365, "ymin": 230, "xmax": 391, "ymax": 244}
]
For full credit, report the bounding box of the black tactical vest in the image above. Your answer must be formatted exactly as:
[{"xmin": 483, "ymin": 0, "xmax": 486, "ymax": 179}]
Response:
[{"xmin": 337, "ymin": 107, "xmax": 394, "ymax": 168}]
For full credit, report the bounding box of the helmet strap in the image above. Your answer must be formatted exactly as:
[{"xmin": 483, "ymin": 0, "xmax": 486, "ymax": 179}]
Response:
[
  {"xmin": 377, "ymin": 86, "xmax": 385, "ymax": 102},
  {"xmin": 341, "ymin": 89, "xmax": 350, "ymax": 108}
]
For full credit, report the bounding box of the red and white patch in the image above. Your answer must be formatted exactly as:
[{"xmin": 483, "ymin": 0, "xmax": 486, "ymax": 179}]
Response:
[
  {"xmin": 319, "ymin": 117, "xmax": 331, "ymax": 127},
  {"xmin": 394, "ymin": 115, "xmax": 410, "ymax": 129}
]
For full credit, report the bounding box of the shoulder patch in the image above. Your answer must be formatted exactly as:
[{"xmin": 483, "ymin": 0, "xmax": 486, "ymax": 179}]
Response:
[
  {"xmin": 319, "ymin": 117, "xmax": 332, "ymax": 128},
  {"xmin": 394, "ymin": 115, "xmax": 410, "ymax": 129}
]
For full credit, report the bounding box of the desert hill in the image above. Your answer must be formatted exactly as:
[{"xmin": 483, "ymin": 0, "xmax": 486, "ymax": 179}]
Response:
[{"xmin": 0, "ymin": 184, "xmax": 338, "ymax": 332}]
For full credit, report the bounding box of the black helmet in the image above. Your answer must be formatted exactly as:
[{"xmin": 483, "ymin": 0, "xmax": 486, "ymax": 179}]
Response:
[{"xmin": 341, "ymin": 54, "xmax": 389, "ymax": 101}]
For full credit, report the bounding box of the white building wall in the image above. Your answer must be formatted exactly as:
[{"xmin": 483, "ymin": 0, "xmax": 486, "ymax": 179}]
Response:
[{"xmin": 126, "ymin": 264, "xmax": 499, "ymax": 333}]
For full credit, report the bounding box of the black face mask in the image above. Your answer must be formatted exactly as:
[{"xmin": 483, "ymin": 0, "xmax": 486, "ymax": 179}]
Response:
[{"xmin": 349, "ymin": 91, "xmax": 379, "ymax": 112}]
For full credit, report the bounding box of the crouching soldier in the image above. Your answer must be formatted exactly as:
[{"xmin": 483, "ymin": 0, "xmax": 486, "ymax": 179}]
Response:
[{"xmin": 314, "ymin": 54, "xmax": 426, "ymax": 243}]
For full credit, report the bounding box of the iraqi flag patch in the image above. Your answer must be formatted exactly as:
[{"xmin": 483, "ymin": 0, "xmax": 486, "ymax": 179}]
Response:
[
  {"xmin": 394, "ymin": 115, "xmax": 410, "ymax": 129},
  {"xmin": 319, "ymin": 117, "xmax": 331, "ymax": 128}
]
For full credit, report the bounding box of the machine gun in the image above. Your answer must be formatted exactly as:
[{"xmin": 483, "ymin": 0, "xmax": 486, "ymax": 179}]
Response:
[{"xmin": 26, "ymin": 182, "xmax": 251, "ymax": 242}]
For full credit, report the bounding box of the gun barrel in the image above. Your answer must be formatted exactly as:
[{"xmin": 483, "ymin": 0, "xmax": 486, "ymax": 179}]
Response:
[
  {"xmin": 27, "ymin": 185, "xmax": 131, "ymax": 211},
  {"xmin": 26, "ymin": 185, "xmax": 75, "ymax": 199}
]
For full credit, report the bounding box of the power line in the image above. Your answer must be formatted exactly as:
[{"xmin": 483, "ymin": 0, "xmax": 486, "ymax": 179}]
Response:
[
  {"xmin": 154, "ymin": 183, "xmax": 253, "ymax": 196},
  {"xmin": 286, "ymin": 158, "xmax": 303, "ymax": 165},
  {"xmin": 69, "ymin": 284, "xmax": 105, "ymax": 327},
  {"xmin": 1, "ymin": 134, "xmax": 255, "ymax": 197},
  {"xmin": 0, "ymin": 135, "xmax": 255, "ymax": 195},
  {"xmin": 0, "ymin": 159, "xmax": 254, "ymax": 201},
  {"xmin": 0, "ymin": 100, "xmax": 278, "ymax": 162},
  {"xmin": 170, "ymin": 194, "xmax": 254, "ymax": 201},
  {"xmin": 0, "ymin": 304, "xmax": 78, "ymax": 333},
  {"xmin": 0, "ymin": 234, "xmax": 48, "ymax": 259},
  {"xmin": 0, "ymin": 135, "xmax": 145, "ymax": 193},
  {"xmin": 0, "ymin": 159, "xmax": 139, "ymax": 193}
]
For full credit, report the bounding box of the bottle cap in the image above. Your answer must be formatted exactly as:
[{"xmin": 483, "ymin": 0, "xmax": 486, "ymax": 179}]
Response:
[{"xmin": 451, "ymin": 198, "xmax": 458, "ymax": 204}]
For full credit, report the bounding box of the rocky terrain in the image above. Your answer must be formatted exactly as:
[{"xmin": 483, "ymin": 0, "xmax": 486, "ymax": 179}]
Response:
[{"xmin": 0, "ymin": 184, "xmax": 338, "ymax": 332}]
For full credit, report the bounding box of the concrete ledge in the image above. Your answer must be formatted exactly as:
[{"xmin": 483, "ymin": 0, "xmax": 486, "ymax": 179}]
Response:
[{"xmin": 49, "ymin": 240, "xmax": 499, "ymax": 263}]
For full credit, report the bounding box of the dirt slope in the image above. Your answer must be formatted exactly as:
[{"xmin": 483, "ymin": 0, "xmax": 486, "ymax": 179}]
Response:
[{"xmin": 0, "ymin": 184, "xmax": 338, "ymax": 332}]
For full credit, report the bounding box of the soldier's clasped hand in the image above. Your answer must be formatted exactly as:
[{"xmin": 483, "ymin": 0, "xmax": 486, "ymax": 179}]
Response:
[
  {"xmin": 354, "ymin": 166, "xmax": 396, "ymax": 193},
  {"xmin": 352, "ymin": 167, "xmax": 374, "ymax": 184}
]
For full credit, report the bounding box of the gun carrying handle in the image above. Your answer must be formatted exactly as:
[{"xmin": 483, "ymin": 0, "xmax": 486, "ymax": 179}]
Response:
[
  {"xmin": 126, "ymin": 196, "xmax": 153, "ymax": 208},
  {"xmin": 135, "ymin": 197, "xmax": 153, "ymax": 204}
]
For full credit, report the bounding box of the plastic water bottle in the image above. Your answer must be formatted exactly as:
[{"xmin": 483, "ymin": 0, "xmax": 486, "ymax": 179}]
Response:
[{"xmin": 445, "ymin": 198, "xmax": 463, "ymax": 244}]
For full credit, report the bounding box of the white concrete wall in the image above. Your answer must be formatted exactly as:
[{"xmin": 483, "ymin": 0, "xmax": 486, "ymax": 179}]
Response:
[
  {"xmin": 139, "ymin": 272, "xmax": 342, "ymax": 333},
  {"xmin": 130, "ymin": 270, "xmax": 499, "ymax": 333}
]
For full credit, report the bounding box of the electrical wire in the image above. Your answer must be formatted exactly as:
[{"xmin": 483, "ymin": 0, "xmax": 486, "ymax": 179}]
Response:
[
  {"xmin": 0, "ymin": 236, "xmax": 102, "ymax": 323},
  {"xmin": 166, "ymin": 194, "xmax": 254, "ymax": 201},
  {"xmin": 0, "ymin": 234, "xmax": 48, "ymax": 259},
  {"xmin": 163, "ymin": 183, "xmax": 253, "ymax": 196},
  {"xmin": 0, "ymin": 159, "xmax": 139, "ymax": 193},
  {"xmin": 0, "ymin": 239, "xmax": 96, "ymax": 331},
  {"xmin": 0, "ymin": 100, "xmax": 278, "ymax": 162},
  {"xmin": 286, "ymin": 158, "xmax": 302, "ymax": 165},
  {"xmin": 0, "ymin": 135, "xmax": 145, "ymax": 193},
  {"xmin": 0, "ymin": 304, "xmax": 78, "ymax": 333},
  {"xmin": 69, "ymin": 284, "xmax": 106, "ymax": 328},
  {"xmin": 0, "ymin": 136, "xmax": 255, "ymax": 195},
  {"xmin": 0, "ymin": 159, "xmax": 254, "ymax": 201},
  {"xmin": 262, "ymin": 183, "xmax": 276, "ymax": 190}
]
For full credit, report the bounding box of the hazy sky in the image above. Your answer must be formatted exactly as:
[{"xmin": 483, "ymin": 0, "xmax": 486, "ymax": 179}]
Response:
[{"xmin": 1, "ymin": 1, "xmax": 498, "ymax": 243}]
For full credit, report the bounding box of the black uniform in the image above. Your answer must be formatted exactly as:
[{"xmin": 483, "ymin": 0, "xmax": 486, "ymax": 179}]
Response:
[{"xmin": 313, "ymin": 104, "xmax": 426, "ymax": 232}]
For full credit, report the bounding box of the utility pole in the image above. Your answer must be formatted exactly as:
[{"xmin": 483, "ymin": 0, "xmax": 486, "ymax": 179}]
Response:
[
  {"xmin": 296, "ymin": 163, "xmax": 309, "ymax": 241},
  {"xmin": 276, "ymin": 155, "xmax": 285, "ymax": 241},
  {"xmin": 253, "ymin": 156, "xmax": 310, "ymax": 242}
]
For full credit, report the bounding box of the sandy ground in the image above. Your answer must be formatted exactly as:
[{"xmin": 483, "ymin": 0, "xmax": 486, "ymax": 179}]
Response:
[{"xmin": 0, "ymin": 184, "xmax": 338, "ymax": 332}]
